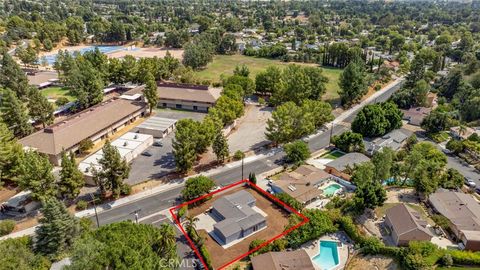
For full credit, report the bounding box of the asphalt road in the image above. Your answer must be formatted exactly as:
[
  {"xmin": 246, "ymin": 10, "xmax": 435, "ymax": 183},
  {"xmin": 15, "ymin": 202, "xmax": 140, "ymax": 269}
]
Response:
[{"xmin": 92, "ymin": 78, "xmax": 406, "ymax": 226}]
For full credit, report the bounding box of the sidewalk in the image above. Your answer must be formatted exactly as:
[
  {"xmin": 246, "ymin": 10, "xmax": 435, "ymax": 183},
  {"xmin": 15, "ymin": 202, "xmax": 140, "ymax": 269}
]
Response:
[{"xmin": 1, "ymin": 78, "xmax": 404, "ymax": 240}]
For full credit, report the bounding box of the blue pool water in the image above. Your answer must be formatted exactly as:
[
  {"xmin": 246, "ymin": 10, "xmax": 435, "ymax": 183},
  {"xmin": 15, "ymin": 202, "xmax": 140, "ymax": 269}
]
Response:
[
  {"xmin": 312, "ymin": 241, "xmax": 340, "ymax": 270},
  {"xmin": 322, "ymin": 184, "xmax": 342, "ymax": 196},
  {"xmin": 41, "ymin": 45, "xmax": 136, "ymax": 65}
]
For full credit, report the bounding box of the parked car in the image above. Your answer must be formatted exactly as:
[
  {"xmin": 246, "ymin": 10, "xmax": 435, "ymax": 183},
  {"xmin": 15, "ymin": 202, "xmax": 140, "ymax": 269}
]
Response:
[
  {"xmin": 153, "ymin": 140, "xmax": 163, "ymax": 147},
  {"xmin": 141, "ymin": 151, "xmax": 152, "ymax": 157},
  {"xmin": 475, "ymin": 187, "xmax": 480, "ymax": 195},
  {"xmin": 464, "ymin": 177, "xmax": 476, "ymax": 188},
  {"xmin": 209, "ymin": 186, "xmax": 221, "ymax": 193}
]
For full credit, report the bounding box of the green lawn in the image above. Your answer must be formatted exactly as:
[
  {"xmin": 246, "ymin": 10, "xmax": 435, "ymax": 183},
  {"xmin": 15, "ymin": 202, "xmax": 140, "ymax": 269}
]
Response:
[
  {"xmin": 195, "ymin": 54, "xmax": 342, "ymax": 102},
  {"xmin": 41, "ymin": 87, "xmax": 76, "ymax": 102},
  {"xmin": 321, "ymin": 150, "xmax": 345, "ymax": 159}
]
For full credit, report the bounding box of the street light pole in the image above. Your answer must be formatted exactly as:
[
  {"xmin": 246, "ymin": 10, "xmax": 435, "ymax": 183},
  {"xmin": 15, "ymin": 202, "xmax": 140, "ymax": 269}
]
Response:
[{"xmin": 90, "ymin": 193, "xmax": 100, "ymax": 228}]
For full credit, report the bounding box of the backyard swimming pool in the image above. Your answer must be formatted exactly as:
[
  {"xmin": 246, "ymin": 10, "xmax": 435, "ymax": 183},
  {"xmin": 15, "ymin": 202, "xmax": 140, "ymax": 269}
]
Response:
[
  {"xmin": 322, "ymin": 183, "xmax": 342, "ymax": 197},
  {"xmin": 41, "ymin": 45, "xmax": 136, "ymax": 65},
  {"xmin": 311, "ymin": 240, "xmax": 340, "ymax": 270}
]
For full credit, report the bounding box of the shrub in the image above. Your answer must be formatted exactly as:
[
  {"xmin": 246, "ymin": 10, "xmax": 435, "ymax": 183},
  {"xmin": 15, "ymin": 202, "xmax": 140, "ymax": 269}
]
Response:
[
  {"xmin": 440, "ymin": 253, "xmax": 453, "ymax": 267},
  {"xmin": 447, "ymin": 249, "xmax": 480, "ymax": 265},
  {"xmin": 258, "ymin": 97, "xmax": 266, "ymax": 105},
  {"xmin": 0, "ymin": 220, "xmax": 15, "ymax": 236},
  {"xmin": 200, "ymin": 245, "xmax": 213, "ymax": 270},
  {"xmin": 284, "ymin": 140, "xmax": 311, "ymax": 165},
  {"xmin": 233, "ymin": 150, "xmax": 245, "ymax": 160},
  {"xmin": 76, "ymin": 200, "xmax": 88, "ymax": 210},
  {"xmin": 55, "ymin": 97, "xmax": 70, "ymax": 107},
  {"xmin": 78, "ymin": 139, "xmax": 94, "ymax": 154},
  {"xmin": 275, "ymin": 192, "xmax": 304, "ymax": 211},
  {"xmin": 178, "ymin": 205, "xmax": 187, "ymax": 219},
  {"xmin": 120, "ymin": 184, "xmax": 132, "ymax": 196}
]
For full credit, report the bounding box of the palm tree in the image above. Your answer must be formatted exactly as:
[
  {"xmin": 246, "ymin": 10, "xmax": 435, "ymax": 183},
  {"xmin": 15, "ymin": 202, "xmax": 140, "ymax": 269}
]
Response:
[
  {"xmin": 156, "ymin": 224, "xmax": 178, "ymax": 261},
  {"xmin": 185, "ymin": 215, "xmax": 200, "ymax": 243},
  {"xmin": 459, "ymin": 125, "xmax": 467, "ymax": 138}
]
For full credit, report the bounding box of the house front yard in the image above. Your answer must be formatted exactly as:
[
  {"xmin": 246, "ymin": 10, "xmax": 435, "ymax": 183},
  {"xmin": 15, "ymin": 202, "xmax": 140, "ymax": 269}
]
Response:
[{"xmin": 186, "ymin": 185, "xmax": 291, "ymax": 269}]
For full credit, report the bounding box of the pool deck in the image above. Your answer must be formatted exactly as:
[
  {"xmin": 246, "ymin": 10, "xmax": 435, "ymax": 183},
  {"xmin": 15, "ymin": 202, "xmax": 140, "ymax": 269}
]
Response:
[{"xmin": 301, "ymin": 232, "xmax": 350, "ymax": 270}]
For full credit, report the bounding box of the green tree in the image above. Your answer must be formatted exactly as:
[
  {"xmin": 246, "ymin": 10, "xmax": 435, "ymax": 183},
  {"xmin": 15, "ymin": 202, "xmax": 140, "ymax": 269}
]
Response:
[
  {"xmin": 372, "ymin": 147, "xmax": 395, "ymax": 182},
  {"xmin": 0, "ymin": 88, "xmax": 33, "ymax": 137},
  {"xmin": 27, "ymin": 88, "xmax": 54, "ymax": 128},
  {"xmin": 92, "ymin": 141, "xmax": 130, "ymax": 198},
  {"xmin": 248, "ymin": 172, "xmax": 257, "ymax": 184},
  {"xmin": 284, "ymin": 140, "xmax": 311, "ymax": 165},
  {"xmin": 352, "ymin": 162, "xmax": 387, "ymax": 210},
  {"xmin": 212, "ymin": 132, "xmax": 229, "ymax": 163},
  {"xmin": 68, "ymin": 221, "xmax": 179, "ymax": 269},
  {"xmin": 16, "ymin": 44, "xmax": 38, "ymax": 67},
  {"xmin": 285, "ymin": 209, "xmax": 337, "ymax": 248},
  {"xmin": 224, "ymin": 75, "xmax": 255, "ymax": 97},
  {"xmin": 405, "ymin": 56, "xmax": 425, "ymax": 88},
  {"xmin": 332, "ymin": 131, "xmax": 365, "ymax": 153},
  {"xmin": 173, "ymin": 119, "xmax": 199, "ymax": 173},
  {"xmin": 18, "ymin": 151, "xmax": 57, "ymax": 201},
  {"xmin": 441, "ymin": 168, "xmax": 464, "ymax": 189},
  {"xmin": 181, "ymin": 175, "xmax": 215, "ymax": 201},
  {"xmin": 0, "ymin": 122, "xmax": 24, "ymax": 184},
  {"xmin": 0, "ymin": 237, "xmax": 50, "ymax": 270},
  {"xmin": 421, "ymin": 108, "xmax": 455, "ymax": 134},
  {"xmin": 66, "ymin": 17, "xmax": 84, "ymax": 45},
  {"xmin": 59, "ymin": 151, "xmax": 84, "ymax": 200},
  {"xmin": 210, "ymin": 95, "xmax": 244, "ymax": 125},
  {"xmin": 233, "ymin": 65, "xmax": 250, "ymax": 77},
  {"xmin": 352, "ymin": 104, "xmax": 389, "ymax": 137},
  {"xmin": 182, "ymin": 42, "xmax": 214, "ymax": 70},
  {"xmin": 143, "ymin": 71, "xmax": 158, "ymax": 114},
  {"xmin": 446, "ymin": 139, "xmax": 464, "ymax": 154},
  {"xmin": 255, "ymin": 66, "xmax": 282, "ymax": 96},
  {"xmin": 34, "ymin": 198, "xmax": 79, "ymax": 258},
  {"xmin": 0, "ymin": 52, "xmax": 29, "ymax": 99},
  {"xmin": 266, "ymin": 101, "xmax": 304, "ymax": 144},
  {"xmin": 380, "ymin": 102, "xmax": 403, "ymax": 131},
  {"xmin": 338, "ymin": 59, "xmax": 368, "ymax": 106}
]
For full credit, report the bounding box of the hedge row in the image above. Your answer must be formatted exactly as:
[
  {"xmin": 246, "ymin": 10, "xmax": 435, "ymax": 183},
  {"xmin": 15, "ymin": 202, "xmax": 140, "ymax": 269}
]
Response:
[{"xmin": 447, "ymin": 250, "xmax": 480, "ymax": 265}]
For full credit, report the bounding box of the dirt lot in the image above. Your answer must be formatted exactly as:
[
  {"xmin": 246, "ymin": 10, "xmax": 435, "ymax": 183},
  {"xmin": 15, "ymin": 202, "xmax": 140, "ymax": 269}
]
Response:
[
  {"xmin": 188, "ymin": 185, "xmax": 291, "ymax": 269},
  {"xmin": 346, "ymin": 254, "xmax": 399, "ymax": 270}
]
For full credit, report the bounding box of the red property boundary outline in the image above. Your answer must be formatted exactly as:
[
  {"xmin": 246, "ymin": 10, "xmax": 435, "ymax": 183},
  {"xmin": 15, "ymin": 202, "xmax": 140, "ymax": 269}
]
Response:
[{"xmin": 169, "ymin": 179, "xmax": 310, "ymax": 270}]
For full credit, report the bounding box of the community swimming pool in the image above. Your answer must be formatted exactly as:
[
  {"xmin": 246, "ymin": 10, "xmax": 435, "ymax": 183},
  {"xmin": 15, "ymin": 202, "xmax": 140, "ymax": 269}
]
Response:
[
  {"xmin": 41, "ymin": 45, "xmax": 136, "ymax": 65},
  {"xmin": 322, "ymin": 183, "xmax": 342, "ymax": 196},
  {"xmin": 311, "ymin": 240, "xmax": 340, "ymax": 270}
]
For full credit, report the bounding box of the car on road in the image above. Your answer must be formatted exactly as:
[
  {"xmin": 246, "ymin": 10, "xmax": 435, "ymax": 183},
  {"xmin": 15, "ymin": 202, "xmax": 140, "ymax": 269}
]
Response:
[
  {"xmin": 153, "ymin": 140, "xmax": 163, "ymax": 147},
  {"xmin": 209, "ymin": 186, "xmax": 221, "ymax": 193},
  {"xmin": 464, "ymin": 177, "xmax": 476, "ymax": 188},
  {"xmin": 476, "ymin": 187, "xmax": 480, "ymax": 195},
  {"xmin": 442, "ymin": 148, "xmax": 452, "ymax": 155},
  {"xmin": 141, "ymin": 151, "xmax": 152, "ymax": 157}
]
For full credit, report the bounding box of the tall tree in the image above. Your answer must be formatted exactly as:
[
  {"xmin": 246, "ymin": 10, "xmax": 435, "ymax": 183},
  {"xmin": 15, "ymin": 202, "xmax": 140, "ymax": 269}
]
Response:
[
  {"xmin": 285, "ymin": 140, "xmax": 311, "ymax": 165},
  {"xmin": 0, "ymin": 52, "xmax": 29, "ymax": 99},
  {"xmin": 66, "ymin": 17, "xmax": 84, "ymax": 45},
  {"xmin": 18, "ymin": 151, "xmax": 57, "ymax": 201},
  {"xmin": 212, "ymin": 132, "xmax": 229, "ymax": 163},
  {"xmin": 332, "ymin": 131, "xmax": 365, "ymax": 153},
  {"xmin": 405, "ymin": 56, "xmax": 425, "ymax": 88},
  {"xmin": 0, "ymin": 122, "xmax": 24, "ymax": 185},
  {"xmin": 27, "ymin": 88, "xmax": 55, "ymax": 128},
  {"xmin": 371, "ymin": 147, "xmax": 395, "ymax": 182},
  {"xmin": 255, "ymin": 66, "xmax": 282, "ymax": 96},
  {"xmin": 35, "ymin": 198, "xmax": 79, "ymax": 258},
  {"xmin": 0, "ymin": 88, "xmax": 33, "ymax": 137},
  {"xmin": 92, "ymin": 141, "xmax": 130, "ymax": 198},
  {"xmin": 338, "ymin": 59, "xmax": 368, "ymax": 106},
  {"xmin": 352, "ymin": 162, "xmax": 387, "ymax": 210},
  {"xmin": 143, "ymin": 71, "xmax": 158, "ymax": 114},
  {"xmin": 172, "ymin": 119, "xmax": 199, "ymax": 173},
  {"xmin": 181, "ymin": 175, "xmax": 215, "ymax": 201},
  {"xmin": 59, "ymin": 151, "xmax": 84, "ymax": 200}
]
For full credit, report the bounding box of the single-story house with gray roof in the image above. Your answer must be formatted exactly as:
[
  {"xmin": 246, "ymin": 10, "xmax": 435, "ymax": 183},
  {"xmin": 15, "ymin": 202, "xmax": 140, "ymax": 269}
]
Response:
[
  {"xmin": 211, "ymin": 190, "xmax": 266, "ymax": 245},
  {"xmin": 324, "ymin": 152, "xmax": 370, "ymax": 181}
]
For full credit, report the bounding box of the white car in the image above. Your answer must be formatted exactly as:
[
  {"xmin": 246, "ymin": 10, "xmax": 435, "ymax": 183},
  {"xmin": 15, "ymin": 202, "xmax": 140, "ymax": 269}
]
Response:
[{"xmin": 464, "ymin": 178, "xmax": 476, "ymax": 188}]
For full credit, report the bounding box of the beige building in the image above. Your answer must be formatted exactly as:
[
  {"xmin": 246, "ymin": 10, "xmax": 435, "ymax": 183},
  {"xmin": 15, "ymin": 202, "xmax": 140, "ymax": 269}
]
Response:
[
  {"xmin": 20, "ymin": 98, "xmax": 146, "ymax": 165},
  {"xmin": 270, "ymin": 165, "xmax": 331, "ymax": 204},
  {"xmin": 157, "ymin": 82, "xmax": 221, "ymax": 112},
  {"xmin": 384, "ymin": 204, "xmax": 433, "ymax": 246}
]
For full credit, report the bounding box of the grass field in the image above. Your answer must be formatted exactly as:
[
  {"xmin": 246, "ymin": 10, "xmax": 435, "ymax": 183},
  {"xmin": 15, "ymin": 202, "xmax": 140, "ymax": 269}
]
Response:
[
  {"xmin": 41, "ymin": 87, "xmax": 76, "ymax": 102},
  {"xmin": 195, "ymin": 55, "xmax": 342, "ymax": 102},
  {"xmin": 321, "ymin": 150, "xmax": 345, "ymax": 159}
]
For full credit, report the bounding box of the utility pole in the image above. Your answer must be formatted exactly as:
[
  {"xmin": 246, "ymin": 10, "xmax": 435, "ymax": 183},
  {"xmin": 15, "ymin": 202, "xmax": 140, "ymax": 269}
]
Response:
[
  {"xmin": 241, "ymin": 157, "xmax": 244, "ymax": 180},
  {"xmin": 90, "ymin": 193, "xmax": 100, "ymax": 228},
  {"xmin": 329, "ymin": 123, "xmax": 334, "ymax": 146}
]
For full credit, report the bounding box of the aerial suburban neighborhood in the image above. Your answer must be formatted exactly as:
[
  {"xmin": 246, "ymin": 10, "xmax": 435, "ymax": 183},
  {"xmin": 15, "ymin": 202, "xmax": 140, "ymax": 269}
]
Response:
[{"xmin": 1, "ymin": 0, "xmax": 480, "ymax": 269}]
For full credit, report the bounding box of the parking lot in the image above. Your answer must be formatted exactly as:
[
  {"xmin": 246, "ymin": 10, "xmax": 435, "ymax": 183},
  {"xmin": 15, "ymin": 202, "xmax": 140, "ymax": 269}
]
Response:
[{"xmin": 126, "ymin": 109, "xmax": 205, "ymax": 185}]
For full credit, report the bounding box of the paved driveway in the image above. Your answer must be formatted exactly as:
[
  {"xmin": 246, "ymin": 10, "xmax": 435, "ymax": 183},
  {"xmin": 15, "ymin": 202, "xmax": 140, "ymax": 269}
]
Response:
[
  {"xmin": 227, "ymin": 105, "xmax": 272, "ymax": 153},
  {"xmin": 126, "ymin": 109, "xmax": 206, "ymax": 185}
]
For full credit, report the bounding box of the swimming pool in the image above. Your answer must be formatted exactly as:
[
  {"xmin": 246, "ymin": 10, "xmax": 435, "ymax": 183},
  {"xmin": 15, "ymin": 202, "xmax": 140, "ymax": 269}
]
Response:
[
  {"xmin": 322, "ymin": 183, "xmax": 342, "ymax": 196},
  {"xmin": 41, "ymin": 45, "xmax": 135, "ymax": 65},
  {"xmin": 311, "ymin": 240, "xmax": 340, "ymax": 270}
]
